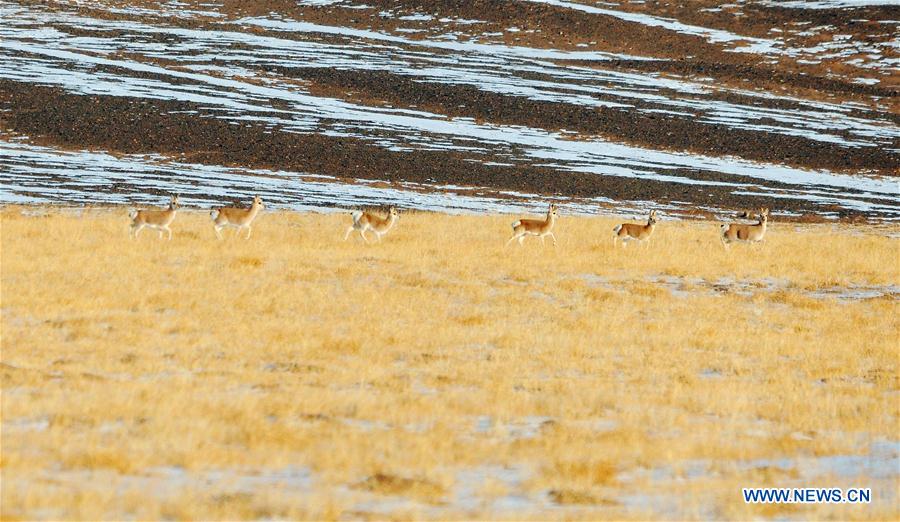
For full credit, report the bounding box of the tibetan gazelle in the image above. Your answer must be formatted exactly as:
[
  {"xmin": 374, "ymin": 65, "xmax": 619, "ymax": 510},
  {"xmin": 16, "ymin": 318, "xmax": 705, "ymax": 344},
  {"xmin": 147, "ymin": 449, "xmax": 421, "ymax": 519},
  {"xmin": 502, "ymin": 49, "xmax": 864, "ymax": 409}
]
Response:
[
  {"xmin": 129, "ymin": 195, "xmax": 179, "ymax": 240},
  {"xmin": 210, "ymin": 195, "xmax": 263, "ymax": 239},
  {"xmin": 344, "ymin": 207, "xmax": 399, "ymax": 242},
  {"xmin": 613, "ymin": 210, "xmax": 658, "ymax": 248},
  {"xmin": 721, "ymin": 207, "xmax": 769, "ymax": 249},
  {"xmin": 506, "ymin": 203, "xmax": 559, "ymax": 246}
]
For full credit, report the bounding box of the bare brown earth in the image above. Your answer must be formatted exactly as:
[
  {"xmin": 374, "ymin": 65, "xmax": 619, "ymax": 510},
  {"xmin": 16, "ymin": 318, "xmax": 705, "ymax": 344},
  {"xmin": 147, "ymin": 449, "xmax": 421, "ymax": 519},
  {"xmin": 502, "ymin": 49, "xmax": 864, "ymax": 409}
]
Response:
[
  {"xmin": 3, "ymin": 0, "xmax": 899, "ymax": 220},
  {"xmin": 3, "ymin": 80, "xmax": 817, "ymax": 217},
  {"xmin": 39, "ymin": 0, "xmax": 900, "ymax": 98},
  {"xmin": 288, "ymin": 66, "xmax": 899, "ymax": 174},
  {"xmin": 213, "ymin": 0, "xmax": 900, "ymax": 91}
]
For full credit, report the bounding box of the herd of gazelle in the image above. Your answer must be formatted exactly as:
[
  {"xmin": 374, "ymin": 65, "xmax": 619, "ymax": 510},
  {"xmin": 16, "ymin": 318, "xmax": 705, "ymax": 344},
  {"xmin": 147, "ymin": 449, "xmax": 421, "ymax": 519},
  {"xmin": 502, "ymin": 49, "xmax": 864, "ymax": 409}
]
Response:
[
  {"xmin": 128, "ymin": 196, "xmax": 770, "ymax": 249},
  {"xmin": 128, "ymin": 195, "xmax": 265, "ymax": 241}
]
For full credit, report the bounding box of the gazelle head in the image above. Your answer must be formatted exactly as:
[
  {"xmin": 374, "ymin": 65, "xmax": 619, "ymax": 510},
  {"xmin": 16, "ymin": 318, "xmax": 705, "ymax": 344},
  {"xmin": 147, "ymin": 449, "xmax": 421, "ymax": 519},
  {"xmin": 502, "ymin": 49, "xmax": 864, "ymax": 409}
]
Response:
[
  {"xmin": 759, "ymin": 207, "xmax": 769, "ymax": 222},
  {"xmin": 548, "ymin": 203, "xmax": 559, "ymax": 218},
  {"xmin": 389, "ymin": 206, "xmax": 399, "ymax": 219},
  {"xmin": 253, "ymin": 195, "xmax": 264, "ymax": 208},
  {"xmin": 169, "ymin": 195, "xmax": 180, "ymax": 209},
  {"xmin": 648, "ymin": 209, "xmax": 658, "ymax": 225}
]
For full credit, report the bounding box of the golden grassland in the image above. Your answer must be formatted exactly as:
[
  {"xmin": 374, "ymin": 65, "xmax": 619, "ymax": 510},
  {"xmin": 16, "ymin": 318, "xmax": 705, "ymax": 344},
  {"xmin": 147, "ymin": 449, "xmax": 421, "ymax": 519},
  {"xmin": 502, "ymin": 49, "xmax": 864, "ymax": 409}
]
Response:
[{"xmin": 1, "ymin": 206, "xmax": 898, "ymax": 521}]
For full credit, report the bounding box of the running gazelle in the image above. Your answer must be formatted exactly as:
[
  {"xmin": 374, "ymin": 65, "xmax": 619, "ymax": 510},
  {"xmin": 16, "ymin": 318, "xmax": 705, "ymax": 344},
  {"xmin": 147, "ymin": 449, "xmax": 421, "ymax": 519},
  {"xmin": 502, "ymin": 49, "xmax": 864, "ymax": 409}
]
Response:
[
  {"xmin": 211, "ymin": 195, "xmax": 263, "ymax": 239},
  {"xmin": 344, "ymin": 207, "xmax": 399, "ymax": 242},
  {"xmin": 613, "ymin": 210, "xmax": 658, "ymax": 247},
  {"xmin": 721, "ymin": 207, "xmax": 769, "ymax": 249},
  {"xmin": 129, "ymin": 195, "xmax": 179, "ymax": 240},
  {"xmin": 506, "ymin": 203, "xmax": 559, "ymax": 246}
]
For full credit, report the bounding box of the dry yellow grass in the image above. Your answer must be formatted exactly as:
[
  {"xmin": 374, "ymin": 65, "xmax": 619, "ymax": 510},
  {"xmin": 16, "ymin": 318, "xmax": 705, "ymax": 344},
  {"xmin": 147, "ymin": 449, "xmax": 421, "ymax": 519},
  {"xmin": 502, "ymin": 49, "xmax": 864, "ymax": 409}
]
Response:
[{"xmin": 1, "ymin": 206, "xmax": 898, "ymax": 520}]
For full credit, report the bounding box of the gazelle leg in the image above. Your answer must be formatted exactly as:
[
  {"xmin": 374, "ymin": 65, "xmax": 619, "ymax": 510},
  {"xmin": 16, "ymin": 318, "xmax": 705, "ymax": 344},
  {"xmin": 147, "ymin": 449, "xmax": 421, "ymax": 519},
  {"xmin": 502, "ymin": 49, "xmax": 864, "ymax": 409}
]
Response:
[
  {"xmin": 549, "ymin": 232, "xmax": 557, "ymax": 245},
  {"xmin": 245, "ymin": 226, "xmax": 252, "ymax": 239},
  {"xmin": 167, "ymin": 227, "xmax": 173, "ymax": 241},
  {"xmin": 518, "ymin": 235, "xmax": 524, "ymax": 246},
  {"xmin": 359, "ymin": 229, "xmax": 369, "ymax": 243},
  {"xmin": 344, "ymin": 226, "xmax": 354, "ymax": 241},
  {"xmin": 505, "ymin": 234, "xmax": 519, "ymax": 247},
  {"xmin": 540, "ymin": 235, "xmax": 545, "ymax": 246},
  {"xmin": 133, "ymin": 225, "xmax": 143, "ymax": 238},
  {"xmin": 215, "ymin": 226, "xmax": 224, "ymax": 240}
]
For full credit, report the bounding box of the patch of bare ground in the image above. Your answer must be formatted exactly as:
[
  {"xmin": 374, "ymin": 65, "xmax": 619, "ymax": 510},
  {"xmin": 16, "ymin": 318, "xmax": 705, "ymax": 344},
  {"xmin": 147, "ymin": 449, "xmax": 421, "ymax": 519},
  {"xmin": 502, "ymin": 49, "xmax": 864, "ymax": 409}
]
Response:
[
  {"xmin": 44, "ymin": 16, "xmax": 897, "ymax": 116},
  {"xmin": 548, "ymin": 489, "xmax": 612, "ymax": 506},
  {"xmin": 226, "ymin": 0, "xmax": 898, "ymax": 91},
  {"xmin": 572, "ymin": 0, "xmax": 898, "ymax": 40},
  {"xmin": 38, "ymin": 0, "xmax": 769, "ymax": 65},
  {"xmin": 35, "ymin": 1, "xmax": 899, "ymax": 106},
  {"xmin": 593, "ymin": 59, "xmax": 899, "ymax": 112},
  {"xmin": 520, "ymin": 0, "xmax": 900, "ymax": 87},
  {"xmin": 208, "ymin": 0, "xmax": 752, "ymax": 61},
  {"xmin": 356, "ymin": 473, "xmax": 445, "ymax": 499},
  {"xmin": 1, "ymin": 80, "xmax": 885, "ymax": 221},
  {"xmin": 286, "ymin": 66, "xmax": 899, "ymax": 175}
]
